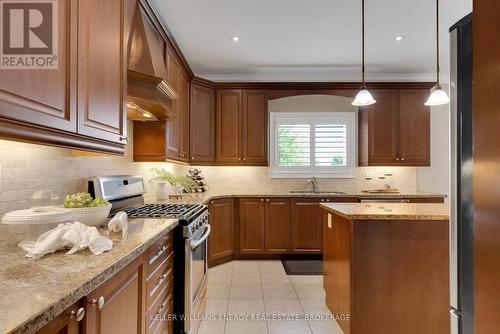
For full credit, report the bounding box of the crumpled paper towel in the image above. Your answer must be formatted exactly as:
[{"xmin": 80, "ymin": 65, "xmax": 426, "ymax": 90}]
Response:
[
  {"xmin": 107, "ymin": 211, "xmax": 128, "ymax": 242},
  {"xmin": 19, "ymin": 222, "xmax": 113, "ymax": 259}
]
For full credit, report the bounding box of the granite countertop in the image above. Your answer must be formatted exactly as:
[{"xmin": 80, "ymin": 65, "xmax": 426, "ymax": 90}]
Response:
[
  {"xmin": 164, "ymin": 191, "xmax": 446, "ymax": 205},
  {"xmin": 0, "ymin": 218, "xmax": 178, "ymax": 334},
  {"xmin": 320, "ymin": 202, "xmax": 450, "ymax": 221}
]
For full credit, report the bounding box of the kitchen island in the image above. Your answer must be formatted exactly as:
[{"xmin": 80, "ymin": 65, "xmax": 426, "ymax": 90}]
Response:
[{"xmin": 320, "ymin": 202, "xmax": 450, "ymax": 334}]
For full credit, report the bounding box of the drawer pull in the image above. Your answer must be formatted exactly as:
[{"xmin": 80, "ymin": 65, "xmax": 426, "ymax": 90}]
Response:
[
  {"xmin": 68, "ymin": 308, "xmax": 85, "ymax": 322},
  {"xmin": 157, "ymin": 245, "xmax": 167, "ymax": 257},
  {"xmin": 90, "ymin": 296, "xmax": 105, "ymax": 310}
]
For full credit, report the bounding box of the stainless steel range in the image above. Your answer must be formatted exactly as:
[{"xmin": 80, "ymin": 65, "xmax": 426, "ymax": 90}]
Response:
[{"xmin": 88, "ymin": 175, "xmax": 210, "ymax": 334}]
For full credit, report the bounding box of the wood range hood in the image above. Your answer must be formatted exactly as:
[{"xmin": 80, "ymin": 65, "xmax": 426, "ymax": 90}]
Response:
[{"xmin": 126, "ymin": 2, "xmax": 178, "ymax": 121}]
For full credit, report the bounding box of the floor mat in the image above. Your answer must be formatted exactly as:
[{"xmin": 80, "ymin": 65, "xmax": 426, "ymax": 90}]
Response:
[{"xmin": 281, "ymin": 259, "xmax": 323, "ymax": 275}]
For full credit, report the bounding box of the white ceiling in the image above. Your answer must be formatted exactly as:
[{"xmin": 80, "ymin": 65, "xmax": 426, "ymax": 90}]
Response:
[{"xmin": 153, "ymin": 0, "xmax": 471, "ymax": 82}]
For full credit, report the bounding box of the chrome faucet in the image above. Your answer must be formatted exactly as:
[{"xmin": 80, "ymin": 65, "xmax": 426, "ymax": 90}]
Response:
[{"xmin": 308, "ymin": 177, "xmax": 319, "ymax": 193}]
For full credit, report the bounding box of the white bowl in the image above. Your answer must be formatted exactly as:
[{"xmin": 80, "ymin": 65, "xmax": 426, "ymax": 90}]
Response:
[{"xmin": 70, "ymin": 204, "xmax": 112, "ymax": 227}]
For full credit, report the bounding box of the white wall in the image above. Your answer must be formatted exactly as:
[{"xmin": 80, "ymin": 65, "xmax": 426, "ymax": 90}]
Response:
[{"xmin": 416, "ymin": 103, "xmax": 450, "ymax": 198}]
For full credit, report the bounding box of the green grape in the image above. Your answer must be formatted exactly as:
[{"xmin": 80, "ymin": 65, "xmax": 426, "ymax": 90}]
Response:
[{"xmin": 64, "ymin": 193, "xmax": 108, "ymax": 208}]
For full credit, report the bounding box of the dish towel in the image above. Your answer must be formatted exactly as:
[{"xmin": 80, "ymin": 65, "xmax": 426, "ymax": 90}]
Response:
[{"xmin": 19, "ymin": 221, "xmax": 113, "ymax": 259}]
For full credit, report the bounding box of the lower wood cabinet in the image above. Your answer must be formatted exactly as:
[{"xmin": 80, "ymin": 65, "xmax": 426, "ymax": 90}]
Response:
[
  {"xmin": 290, "ymin": 199, "xmax": 323, "ymax": 253},
  {"xmin": 239, "ymin": 198, "xmax": 266, "ymax": 253},
  {"xmin": 37, "ymin": 231, "xmax": 174, "ymax": 334},
  {"xmin": 84, "ymin": 256, "xmax": 143, "ymax": 334},
  {"xmin": 36, "ymin": 302, "xmax": 83, "ymax": 334},
  {"xmin": 264, "ymin": 198, "xmax": 291, "ymax": 253},
  {"xmin": 208, "ymin": 198, "xmax": 235, "ymax": 262},
  {"xmin": 239, "ymin": 198, "xmax": 291, "ymax": 254}
]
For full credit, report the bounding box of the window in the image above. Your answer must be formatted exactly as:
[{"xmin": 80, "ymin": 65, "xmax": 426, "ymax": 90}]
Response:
[{"xmin": 269, "ymin": 112, "xmax": 356, "ymax": 178}]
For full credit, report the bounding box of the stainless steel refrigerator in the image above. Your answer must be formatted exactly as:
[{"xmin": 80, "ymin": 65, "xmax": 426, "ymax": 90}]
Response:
[{"xmin": 449, "ymin": 13, "xmax": 473, "ymax": 334}]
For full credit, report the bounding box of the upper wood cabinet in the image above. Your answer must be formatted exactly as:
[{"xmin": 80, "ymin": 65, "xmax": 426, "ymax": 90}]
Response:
[
  {"xmin": 164, "ymin": 45, "xmax": 189, "ymax": 162},
  {"xmin": 242, "ymin": 91, "xmax": 268, "ymax": 164},
  {"xmin": 358, "ymin": 89, "xmax": 430, "ymax": 166},
  {"xmin": 190, "ymin": 83, "xmax": 216, "ymax": 163},
  {"xmin": 208, "ymin": 198, "xmax": 234, "ymax": 263},
  {"xmin": 216, "ymin": 90, "xmax": 242, "ymax": 163},
  {"xmin": 216, "ymin": 90, "xmax": 268, "ymax": 165},
  {"xmin": 0, "ymin": 0, "xmax": 77, "ymax": 133},
  {"xmin": 0, "ymin": 0, "xmax": 126, "ymax": 154},
  {"xmin": 77, "ymin": 0, "xmax": 127, "ymax": 144}
]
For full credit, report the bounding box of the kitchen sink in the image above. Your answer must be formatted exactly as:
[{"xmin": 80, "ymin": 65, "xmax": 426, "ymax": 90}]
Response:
[{"xmin": 290, "ymin": 190, "xmax": 347, "ymax": 195}]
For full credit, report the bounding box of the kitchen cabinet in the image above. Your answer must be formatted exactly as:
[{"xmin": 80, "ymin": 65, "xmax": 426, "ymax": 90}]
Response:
[
  {"xmin": 77, "ymin": 0, "xmax": 127, "ymax": 144},
  {"xmin": 84, "ymin": 256, "xmax": 143, "ymax": 334},
  {"xmin": 239, "ymin": 198, "xmax": 266, "ymax": 253},
  {"xmin": 36, "ymin": 302, "xmax": 83, "ymax": 334},
  {"xmin": 358, "ymin": 89, "xmax": 430, "ymax": 166},
  {"xmin": 239, "ymin": 197, "xmax": 291, "ymax": 254},
  {"xmin": 216, "ymin": 90, "xmax": 268, "ymax": 165},
  {"xmin": 0, "ymin": 0, "xmax": 126, "ymax": 154},
  {"xmin": 264, "ymin": 198, "xmax": 290, "ymax": 253},
  {"xmin": 290, "ymin": 199, "xmax": 322, "ymax": 253},
  {"xmin": 216, "ymin": 90, "xmax": 242, "ymax": 163},
  {"xmin": 178, "ymin": 71, "xmax": 190, "ymax": 162},
  {"xmin": 190, "ymin": 83, "xmax": 215, "ymax": 163},
  {"xmin": 321, "ymin": 207, "xmax": 449, "ymax": 334},
  {"xmin": 242, "ymin": 91, "xmax": 268, "ymax": 164},
  {"xmin": 208, "ymin": 198, "xmax": 235, "ymax": 263},
  {"xmin": 0, "ymin": 0, "xmax": 77, "ymax": 133}
]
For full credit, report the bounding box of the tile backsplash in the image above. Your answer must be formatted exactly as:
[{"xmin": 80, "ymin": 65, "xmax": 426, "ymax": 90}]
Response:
[{"xmin": 0, "ymin": 123, "xmax": 418, "ymax": 217}]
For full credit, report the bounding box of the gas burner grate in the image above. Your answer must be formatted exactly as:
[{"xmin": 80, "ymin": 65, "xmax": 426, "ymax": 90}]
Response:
[{"xmin": 118, "ymin": 203, "xmax": 203, "ymax": 219}]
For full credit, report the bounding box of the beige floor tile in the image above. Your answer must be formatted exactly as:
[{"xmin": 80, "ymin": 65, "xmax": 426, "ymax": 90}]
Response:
[
  {"xmin": 259, "ymin": 261, "xmax": 286, "ymax": 273},
  {"xmin": 233, "ymin": 261, "xmax": 260, "ymax": 273},
  {"xmin": 289, "ymin": 275, "xmax": 321, "ymax": 284},
  {"xmin": 267, "ymin": 320, "xmax": 312, "ymax": 334},
  {"xmin": 264, "ymin": 299, "xmax": 304, "ymax": 316},
  {"xmin": 227, "ymin": 298, "xmax": 266, "ymax": 315},
  {"xmin": 225, "ymin": 320, "xmax": 268, "ymax": 334},
  {"xmin": 198, "ymin": 320, "xmax": 226, "ymax": 334},
  {"xmin": 209, "ymin": 269, "xmax": 233, "ymax": 283},
  {"xmin": 299, "ymin": 299, "xmax": 332, "ymax": 317},
  {"xmin": 210, "ymin": 261, "xmax": 234, "ymax": 273},
  {"xmin": 230, "ymin": 282, "xmax": 263, "ymax": 299},
  {"xmin": 293, "ymin": 283, "xmax": 326, "ymax": 299},
  {"xmin": 232, "ymin": 271, "xmax": 261, "ymax": 283},
  {"xmin": 263, "ymin": 283, "xmax": 297, "ymax": 299},
  {"xmin": 261, "ymin": 270, "xmax": 291, "ymax": 284},
  {"xmin": 208, "ymin": 282, "xmax": 231, "ymax": 299},
  {"xmin": 308, "ymin": 320, "xmax": 344, "ymax": 334},
  {"xmin": 203, "ymin": 298, "xmax": 229, "ymax": 316}
]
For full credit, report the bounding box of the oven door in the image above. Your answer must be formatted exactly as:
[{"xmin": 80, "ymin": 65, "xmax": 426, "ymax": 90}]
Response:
[{"xmin": 184, "ymin": 223, "xmax": 211, "ymax": 333}]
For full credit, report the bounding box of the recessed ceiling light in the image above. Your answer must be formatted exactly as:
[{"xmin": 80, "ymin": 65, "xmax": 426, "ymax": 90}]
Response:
[
  {"xmin": 395, "ymin": 35, "xmax": 404, "ymax": 41},
  {"xmin": 231, "ymin": 35, "xmax": 240, "ymax": 42}
]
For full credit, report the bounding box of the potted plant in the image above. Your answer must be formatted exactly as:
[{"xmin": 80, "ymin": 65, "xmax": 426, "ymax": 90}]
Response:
[{"xmin": 149, "ymin": 168, "xmax": 197, "ymax": 200}]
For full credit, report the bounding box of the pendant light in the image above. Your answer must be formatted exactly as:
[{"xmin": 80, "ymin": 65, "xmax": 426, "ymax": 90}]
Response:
[
  {"xmin": 352, "ymin": 0, "xmax": 376, "ymax": 106},
  {"xmin": 425, "ymin": 0, "xmax": 449, "ymax": 106}
]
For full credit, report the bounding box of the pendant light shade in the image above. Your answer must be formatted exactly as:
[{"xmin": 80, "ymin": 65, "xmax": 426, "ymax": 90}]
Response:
[
  {"xmin": 352, "ymin": 0, "xmax": 376, "ymax": 106},
  {"xmin": 352, "ymin": 86, "xmax": 376, "ymax": 106},
  {"xmin": 425, "ymin": 85, "xmax": 450, "ymax": 106},
  {"xmin": 425, "ymin": 0, "xmax": 449, "ymax": 106}
]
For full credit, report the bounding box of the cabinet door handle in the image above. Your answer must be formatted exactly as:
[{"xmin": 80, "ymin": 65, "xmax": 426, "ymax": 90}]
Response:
[
  {"xmin": 401, "ymin": 157, "xmax": 405, "ymax": 161},
  {"xmin": 260, "ymin": 198, "xmax": 264, "ymax": 202},
  {"xmin": 90, "ymin": 296, "xmax": 105, "ymax": 310},
  {"xmin": 265, "ymin": 199, "xmax": 269, "ymax": 202},
  {"xmin": 119, "ymin": 136, "xmax": 128, "ymax": 142},
  {"xmin": 396, "ymin": 158, "xmax": 400, "ymax": 161},
  {"xmin": 68, "ymin": 308, "xmax": 85, "ymax": 322}
]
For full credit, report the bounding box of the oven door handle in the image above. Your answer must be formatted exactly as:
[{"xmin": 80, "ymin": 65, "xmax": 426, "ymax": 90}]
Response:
[{"xmin": 190, "ymin": 224, "xmax": 211, "ymax": 250}]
